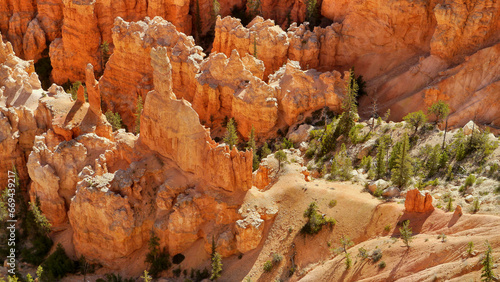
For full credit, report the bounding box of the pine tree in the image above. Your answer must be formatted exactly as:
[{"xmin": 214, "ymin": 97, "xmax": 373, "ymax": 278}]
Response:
[
  {"xmin": 399, "ymin": 220, "xmax": 413, "ymax": 248},
  {"xmin": 210, "ymin": 237, "xmax": 223, "ymax": 280},
  {"xmin": 331, "ymin": 143, "xmax": 352, "ymax": 181},
  {"xmin": 337, "ymin": 67, "xmax": 359, "ymax": 137},
  {"xmin": 428, "ymin": 100, "xmax": 450, "ymax": 125},
  {"xmin": 247, "ymin": 126, "xmax": 259, "ymax": 171},
  {"xmin": 29, "ymin": 200, "xmax": 51, "ymax": 235},
  {"xmin": 403, "ymin": 111, "xmax": 427, "ymax": 135},
  {"xmin": 224, "ymin": 118, "xmax": 238, "ymax": 150},
  {"xmin": 101, "ymin": 41, "xmax": 110, "ymax": 72},
  {"xmin": 376, "ymin": 140, "xmax": 387, "ymax": 180},
  {"xmin": 391, "ymin": 133, "xmax": 412, "ymax": 188},
  {"xmin": 275, "ymin": 150, "xmax": 287, "ymax": 173},
  {"xmin": 481, "ymin": 242, "xmax": 495, "ymax": 281},
  {"xmin": 135, "ymin": 95, "xmax": 143, "ymax": 135},
  {"xmin": 261, "ymin": 142, "xmax": 271, "ymax": 159}
]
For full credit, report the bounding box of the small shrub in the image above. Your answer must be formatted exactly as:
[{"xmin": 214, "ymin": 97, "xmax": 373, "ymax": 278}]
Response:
[
  {"xmin": 328, "ymin": 199, "xmax": 337, "ymax": 208},
  {"xmin": 358, "ymin": 247, "xmax": 368, "ymax": 259},
  {"xmin": 263, "ymin": 261, "xmax": 273, "ymax": 272},
  {"xmin": 467, "ymin": 241, "xmax": 474, "ymax": 256},
  {"xmin": 40, "ymin": 244, "xmax": 76, "ymax": 281},
  {"xmin": 472, "ymin": 198, "xmax": 480, "ymax": 213},
  {"xmin": 301, "ymin": 202, "xmax": 334, "ymax": 235},
  {"xmin": 384, "ymin": 225, "xmax": 391, "ymax": 232},
  {"xmin": 371, "ymin": 249, "xmax": 383, "ymax": 262},
  {"xmin": 105, "ymin": 110, "xmax": 123, "ymax": 131},
  {"xmin": 282, "ymin": 138, "xmax": 294, "ymax": 149},
  {"xmin": 272, "ymin": 253, "xmax": 283, "ymax": 264},
  {"xmin": 378, "ymin": 261, "xmax": 386, "ymax": 269},
  {"xmin": 345, "ymin": 253, "xmax": 352, "ymax": 270},
  {"xmin": 465, "ymin": 174, "xmax": 476, "ymax": 187}
]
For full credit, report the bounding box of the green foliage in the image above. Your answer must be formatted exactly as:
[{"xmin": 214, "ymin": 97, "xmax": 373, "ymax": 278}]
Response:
[
  {"xmin": 40, "ymin": 243, "xmax": 76, "ymax": 281},
  {"xmin": 360, "ymin": 156, "xmax": 373, "ymax": 172},
  {"xmin": 465, "ymin": 174, "xmax": 476, "ymax": 187},
  {"xmin": 247, "ymin": 126, "xmax": 259, "ymax": 171},
  {"xmin": 446, "ymin": 197, "xmax": 454, "ymax": 212},
  {"xmin": 301, "ymin": 202, "xmax": 335, "ymax": 235},
  {"xmin": 135, "ymin": 95, "xmax": 143, "ymax": 135},
  {"xmin": 467, "ymin": 241, "xmax": 474, "ymax": 256},
  {"xmin": 141, "ymin": 270, "xmax": 152, "ymax": 282},
  {"xmin": 29, "ymin": 201, "xmax": 51, "ymax": 235},
  {"xmin": 224, "ymin": 118, "xmax": 238, "ymax": 150},
  {"xmin": 68, "ymin": 81, "xmax": 83, "ymax": 101},
  {"xmin": 472, "ymin": 198, "xmax": 481, "ymax": 213},
  {"xmin": 391, "ymin": 134, "xmax": 412, "ymax": 188},
  {"xmin": 378, "ymin": 261, "xmax": 386, "ymax": 269},
  {"xmin": 481, "ymin": 242, "xmax": 495, "ymax": 281},
  {"xmin": 272, "ymin": 253, "xmax": 283, "ymax": 264},
  {"xmin": 305, "ymin": 0, "xmax": 319, "ymax": 26},
  {"xmin": 105, "ymin": 110, "xmax": 123, "ymax": 131},
  {"xmin": 212, "ymin": 0, "xmax": 221, "ymax": 20},
  {"xmin": 403, "ymin": 111, "xmax": 427, "ymax": 135},
  {"xmin": 376, "ymin": 140, "xmax": 387, "ymax": 180},
  {"xmin": 263, "ymin": 260, "xmax": 273, "ymax": 272},
  {"xmin": 210, "ymin": 237, "xmax": 223, "ymax": 280},
  {"xmin": 349, "ymin": 124, "xmax": 363, "ymax": 144},
  {"xmin": 358, "ymin": 247, "xmax": 368, "ymax": 259},
  {"xmin": 371, "ymin": 249, "xmax": 383, "ymax": 262},
  {"xmin": 345, "ymin": 253, "xmax": 352, "ymax": 270},
  {"xmin": 330, "ymin": 143, "xmax": 353, "ymax": 181},
  {"xmin": 275, "ymin": 150, "xmax": 287, "ymax": 172},
  {"xmin": 101, "ymin": 41, "xmax": 110, "ymax": 70},
  {"xmin": 335, "ymin": 68, "xmax": 359, "ymax": 139},
  {"xmin": 425, "ymin": 145, "xmax": 441, "ymax": 178},
  {"xmin": 145, "ymin": 232, "xmax": 171, "ymax": 278},
  {"xmin": 399, "ymin": 220, "xmax": 413, "ymax": 248},
  {"xmin": 340, "ymin": 236, "xmax": 354, "ymax": 254},
  {"xmin": 261, "ymin": 142, "xmax": 271, "ymax": 159},
  {"xmin": 282, "ymin": 138, "xmax": 294, "ymax": 149},
  {"xmin": 428, "ymin": 100, "xmax": 450, "ymax": 125},
  {"xmin": 328, "ymin": 199, "xmax": 337, "ymax": 208},
  {"xmin": 247, "ymin": 0, "xmax": 261, "ymax": 18}
]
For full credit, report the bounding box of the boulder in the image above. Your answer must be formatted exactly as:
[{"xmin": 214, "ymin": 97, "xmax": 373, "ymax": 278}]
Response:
[
  {"xmin": 382, "ymin": 187, "xmax": 400, "ymax": 198},
  {"xmin": 288, "ymin": 124, "xmax": 314, "ymax": 144},
  {"xmin": 405, "ymin": 189, "xmax": 434, "ymax": 213}
]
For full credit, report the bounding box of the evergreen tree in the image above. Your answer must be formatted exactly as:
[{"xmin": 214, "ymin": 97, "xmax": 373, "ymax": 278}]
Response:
[
  {"xmin": 428, "ymin": 100, "xmax": 450, "ymax": 125},
  {"xmin": 399, "ymin": 220, "xmax": 413, "ymax": 248},
  {"xmin": 101, "ymin": 41, "xmax": 110, "ymax": 73},
  {"xmin": 212, "ymin": 0, "xmax": 221, "ymax": 20},
  {"xmin": 376, "ymin": 140, "xmax": 387, "ymax": 180},
  {"xmin": 330, "ymin": 143, "xmax": 352, "ymax": 181},
  {"xmin": 388, "ymin": 141, "xmax": 402, "ymax": 171},
  {"xmin": 210, "ymin": 237, "xmax": 222, "ymax": 280},
  {"xmin": 403, "ymin": 111, "xmax": 427, "ymax": 135},
  {"xmin": 336, "ymin": 67, "xmax": 359, "ymax": 138},
  {"xmin": 391, "ymin": 133, "xmax": 412, "ymax": 188},
  {"xmin": 481, "ymin": 242, "xmax": 495, "ymax": 281},
  {"xmin": 145, "ymin": 232, "xmax": 171, "ymax": 278},
  {"xmin": 247, "ymin": 126, "xmax": 259, "ymax": 171},
  {"xmin": 275, "ymin": 150, "xmax": 287, "ymax": 173},
  {"xmin": 29, "ymin": 201, "xmax": 51, "ymax": 235},
  {"xmin": 425, "ymin": 145, "xmax": 440, "ymax": 178},
  {"xmin": 261, "ymin": 142, "xmax": 271, "ymax": 159},
  {"xmin": 224, "ymin": 118, "xmax": 238, "ymax": 150},
  {"xmin": 135, "ymin": 95, "xmax": 143, "ymax": 135}
]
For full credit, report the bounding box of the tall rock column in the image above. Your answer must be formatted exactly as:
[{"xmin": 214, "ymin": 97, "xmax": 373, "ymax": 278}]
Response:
[{"xmin": 49, "ymin": 0, "xmax": 101, "ymax": 84}]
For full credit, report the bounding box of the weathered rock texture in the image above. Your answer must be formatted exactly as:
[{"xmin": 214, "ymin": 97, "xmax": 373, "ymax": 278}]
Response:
[
  {"xmin": 405, "ymin": 189, "xmax": 435, "ymax": 213},
  {"xmin": 99, "ymin": 17, "xmax": 204, "ymax": 130},
  {"xmin": 0, "ymin": 38, "xmax": 43, "ymax": 188},
  {"xmin": 101, "ymin": 17, "xmax": 347, "ymax": 139},
  {"xmin": 49, "ymin": 0, "xmax": 102, "ymax": 84}
]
